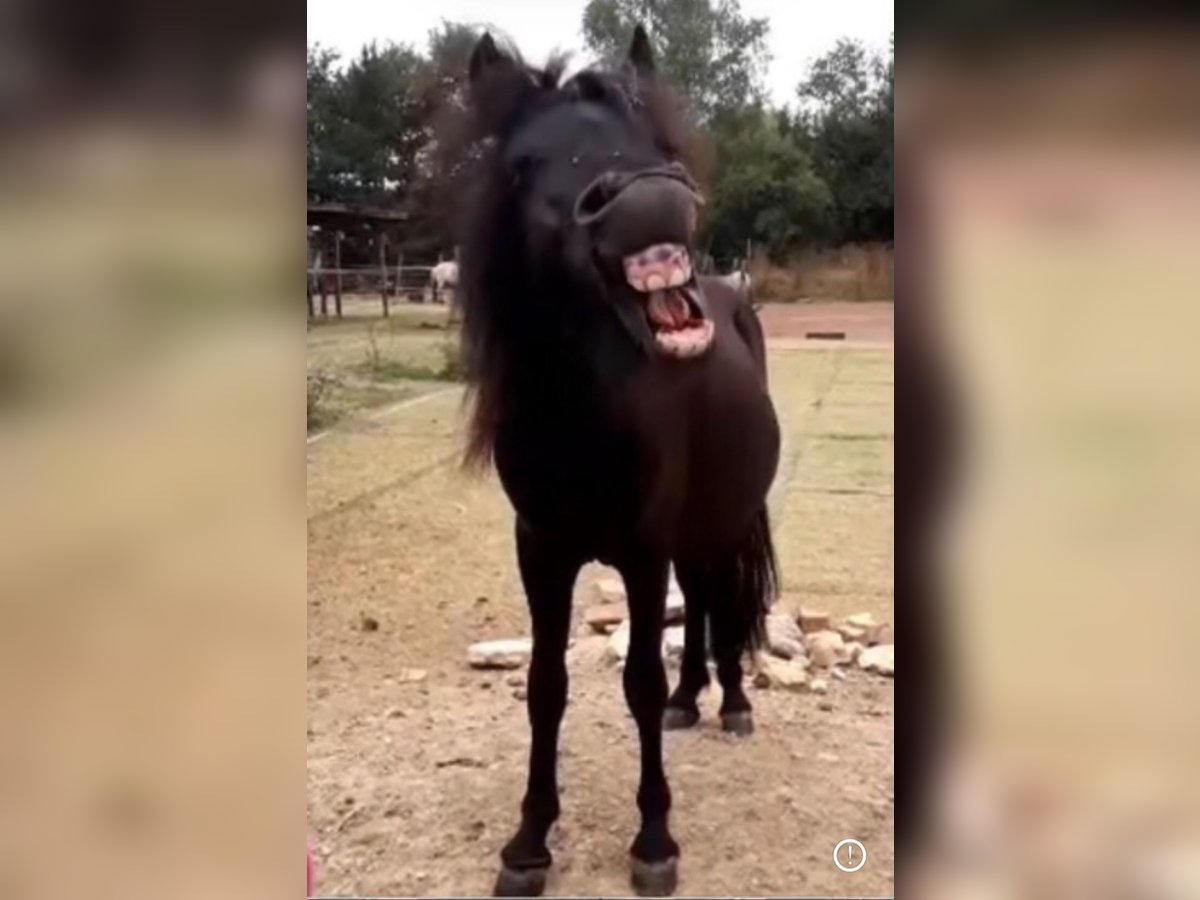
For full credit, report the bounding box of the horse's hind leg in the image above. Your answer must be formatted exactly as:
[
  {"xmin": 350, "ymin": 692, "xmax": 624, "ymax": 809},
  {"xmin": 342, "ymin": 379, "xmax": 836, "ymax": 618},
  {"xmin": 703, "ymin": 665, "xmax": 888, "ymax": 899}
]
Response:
[
  {"xmin": 664, "ymin": 565, "xmax": 710, "ymax": 729},
  {"xmin": 710, "ymin": 576, "xmax": 755, "ymax": 736},
  {"xmin": 494, "ymin": 521, "xmax": 582, "ymax": 897},
  {"xmin": 677, "ymin": 557, "xmax": 756, "ymax": 736}
]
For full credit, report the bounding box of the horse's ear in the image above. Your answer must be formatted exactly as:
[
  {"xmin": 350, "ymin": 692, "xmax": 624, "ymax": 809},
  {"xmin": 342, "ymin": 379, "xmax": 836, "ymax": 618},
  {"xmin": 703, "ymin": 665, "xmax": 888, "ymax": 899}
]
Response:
[
  {"xmin": 469, "ymin": 32, "xmax": 508, "ymax": 86},
  {"xmin": 628, "ymin": 24, "xmax": 656, "ymax": 77},
  {"xmin": 468, "ymin": 32, "xmax": 530, "ymax": 134}
]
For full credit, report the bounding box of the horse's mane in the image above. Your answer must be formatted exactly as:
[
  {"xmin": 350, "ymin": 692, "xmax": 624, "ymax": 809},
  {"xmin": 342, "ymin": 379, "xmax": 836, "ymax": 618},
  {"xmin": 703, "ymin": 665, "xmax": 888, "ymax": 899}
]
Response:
[{"xmin": 454, "ymin": 42, "xmax": 702, "ymax": 471}]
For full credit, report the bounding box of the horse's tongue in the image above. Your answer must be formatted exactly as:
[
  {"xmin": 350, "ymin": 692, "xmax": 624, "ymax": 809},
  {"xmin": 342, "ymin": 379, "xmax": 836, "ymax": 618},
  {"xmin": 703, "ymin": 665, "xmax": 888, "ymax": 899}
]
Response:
[{"xmin": 647, "ymin": 289, "xmax": 690, "ymax": 328}]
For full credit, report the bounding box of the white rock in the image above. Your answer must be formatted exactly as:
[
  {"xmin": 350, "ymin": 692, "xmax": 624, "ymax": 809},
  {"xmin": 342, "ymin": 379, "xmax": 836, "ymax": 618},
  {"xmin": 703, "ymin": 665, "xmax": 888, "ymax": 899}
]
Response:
[
  {"xmin": 667, "ymin": 567, "xmax": 682, "ymax": 594},
  {"xmin": 858, "ymin": 644, "xmax": 894, "ymax": 676},
  {"xmin": 798, "ymin": 609, "xmax": 832, "ymax": 634},
  {"xmin": 594, "ymin": 575, "xmax": 683, "ymax": 624},
  {"xmin": 467, "ymin": 638, "xmax": 532, "ymax": 670},
  {"xmin": 845, "ymin": 612, "xmax": 887, "ymax": 645},
  {"xmin": 842, "ymin": 641, "xmax": 865, "ymax": 665},
  {"xmin": 606, "ymin": 621, "xmax": 686, "ymax": 664},
  {"xmin": 596, "ymin": 577, "xmax": 626, "ymax": 604},
  {"xmin": 837, "ymin": 624, "xmax": 869, "ymax": 644},
  {"xmin": 806, "ymin": 630, "xmax": 846, "ymax": 668},
  {"xmin": 830, "ymin": 668, "xmax": 847, "ymax": 681},
  {"xmin": 664, "ymin": 587, "xmax": 685, "ymax": 624},
  {"xmin": 809, "ymin": 678, "xmax": 829, "ymax": 694},
  {"xmin": 766, "ymin": 611, "xmax": 806, "ymax": 659},
  {"xmin": 585, "ymin": 603, "xmax": 627, "ymax": 633},
  {"xmin": 606, "ymin": 621, "xmax": 630, "ymax": 663},
  {"xmin": 753, "ymin": 655, "xmax": 809, "ymax": 691},
  {"xmin": 662, "ymin": 625, "xmax": 686, "ymax": 659}
]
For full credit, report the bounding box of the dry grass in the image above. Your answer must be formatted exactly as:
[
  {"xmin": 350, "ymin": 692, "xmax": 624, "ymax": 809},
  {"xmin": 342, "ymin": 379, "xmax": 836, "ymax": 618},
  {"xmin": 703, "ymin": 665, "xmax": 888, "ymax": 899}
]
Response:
[
  {"xmin": 766, "ymin": 348, "xmax": 894, "ymax": 626},
  {"xmin": 308, "ymin": 342, "xmax": 894, "ymax": 630},
  {"xmin": 307, "ymin": 312, "xmax": 895, "ymax": 629},
  {"xmin": 306, "ymin": 303, "xmax": 458, "ymax": 432},
  {"xmin": 748, "ymin": 243, "xmax": 894, "ymax": 303}
]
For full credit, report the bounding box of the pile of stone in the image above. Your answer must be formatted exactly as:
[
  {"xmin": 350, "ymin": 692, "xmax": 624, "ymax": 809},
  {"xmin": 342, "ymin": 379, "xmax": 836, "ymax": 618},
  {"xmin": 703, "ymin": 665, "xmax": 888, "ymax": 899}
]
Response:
[
  {"xmin": 753, "ymin": 608, "xmax": 893, "ymax": 691},
  {"xmin": 585, "ymin": 576, "xmax": 685, "ymax": 634},
  {"xmin": 597, "ymin": 575, "xmax": 688, "ymax": 666},
  {"xmin": 466, "ymin": 574, "xmax": 894, "ymax": 691},
  {"xmin": 585, "ymin": 574, "xmax": 893, "ymax": 685}
]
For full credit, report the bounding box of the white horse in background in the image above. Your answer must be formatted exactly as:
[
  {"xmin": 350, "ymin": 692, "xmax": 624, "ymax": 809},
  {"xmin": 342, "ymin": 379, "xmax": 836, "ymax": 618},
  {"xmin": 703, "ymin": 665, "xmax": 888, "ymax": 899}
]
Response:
[
  {"xmin": 430, "ymin": 260, "xmax": 458, "ymax": 304},
  {"xmin": 715, "ymin": 258, "xmax": 751, "ymax": 296}
]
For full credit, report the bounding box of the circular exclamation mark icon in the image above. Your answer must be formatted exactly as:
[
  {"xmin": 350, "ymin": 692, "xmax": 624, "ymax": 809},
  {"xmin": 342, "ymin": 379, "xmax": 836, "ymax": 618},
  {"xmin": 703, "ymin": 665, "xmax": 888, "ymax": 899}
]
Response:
[{"xmin": 833, "ymin": 838, "xmax": 867, "ymax": 873}]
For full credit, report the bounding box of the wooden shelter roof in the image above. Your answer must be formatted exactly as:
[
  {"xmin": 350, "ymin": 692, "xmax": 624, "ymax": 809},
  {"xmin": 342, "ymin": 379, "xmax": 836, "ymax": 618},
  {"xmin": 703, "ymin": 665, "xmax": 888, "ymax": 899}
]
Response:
[{"xmin": 306, "ymin": 202, "xmax": 408, "ymax": 229}]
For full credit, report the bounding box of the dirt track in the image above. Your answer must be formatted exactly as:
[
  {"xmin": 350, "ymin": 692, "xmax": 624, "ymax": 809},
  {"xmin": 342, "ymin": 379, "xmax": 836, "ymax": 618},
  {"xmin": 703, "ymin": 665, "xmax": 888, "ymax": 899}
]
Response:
[{"xmin": 307, "ymin": 309, "xmax": 894, "ymax": 897}]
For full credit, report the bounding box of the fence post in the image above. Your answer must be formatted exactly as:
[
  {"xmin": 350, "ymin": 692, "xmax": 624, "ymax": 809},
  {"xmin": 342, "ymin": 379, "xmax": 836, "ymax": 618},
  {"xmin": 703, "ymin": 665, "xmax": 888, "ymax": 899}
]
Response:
[
  {"xmin": 379, "ymin": 232, "xmax": 390, "ymax": 318},
  {"xmin": 333, "ymin": 230, "xmax": 344, "ymax": 319},
  {"xmin": 317, "ymin": 239, "xmax": 328, "ymax": 317},
  {"xmin": 306, "ymin": 229, "xmax": 315, "ymax": 320}
]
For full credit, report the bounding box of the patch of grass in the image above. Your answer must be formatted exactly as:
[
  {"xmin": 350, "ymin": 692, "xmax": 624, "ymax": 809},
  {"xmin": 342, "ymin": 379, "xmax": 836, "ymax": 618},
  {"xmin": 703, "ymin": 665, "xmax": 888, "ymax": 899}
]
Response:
[
  {"xmin": 307, "ymin": 371, "xmax": 334, "ymax": 433},
  {"xmin": 307, "ymin": 314, "xmax": 465, "ymax": 434},
  {"xmin": 307, "ymin": 373, "xmax": 422, "ymax": 434},
  {"xmin": 360, "ymin": 340, "xmax": 463, "ymax": 383}
]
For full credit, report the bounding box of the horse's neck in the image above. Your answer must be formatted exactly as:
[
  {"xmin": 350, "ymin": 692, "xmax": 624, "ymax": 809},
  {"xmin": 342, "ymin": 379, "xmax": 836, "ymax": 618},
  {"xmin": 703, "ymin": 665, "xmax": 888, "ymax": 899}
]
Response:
[{"xmin": 505, "ymin": 327, "xmax": 640, "ymax": 425}]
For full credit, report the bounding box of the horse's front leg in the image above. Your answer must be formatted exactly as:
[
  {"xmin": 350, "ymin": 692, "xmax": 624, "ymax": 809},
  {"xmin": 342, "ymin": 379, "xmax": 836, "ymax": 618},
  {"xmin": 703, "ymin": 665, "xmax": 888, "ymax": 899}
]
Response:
[
  {"xmin": 618, "ymin": 553, "xmax": 680, "ymax": 896},
  {"xmin": 494, "ymin": 521, "xmax": 581, "ymax": 898}
]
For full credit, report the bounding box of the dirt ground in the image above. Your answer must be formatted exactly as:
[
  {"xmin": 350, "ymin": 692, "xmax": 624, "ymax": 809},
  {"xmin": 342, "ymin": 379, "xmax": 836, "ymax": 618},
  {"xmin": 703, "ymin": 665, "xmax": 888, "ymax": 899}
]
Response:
[
  {"xmin": 757, "ymin": 301, "xmax": 894, "ymax": 345},
  {"xmin": 307, "ymin": 303, "xmax": 894, "ymax": 897}
]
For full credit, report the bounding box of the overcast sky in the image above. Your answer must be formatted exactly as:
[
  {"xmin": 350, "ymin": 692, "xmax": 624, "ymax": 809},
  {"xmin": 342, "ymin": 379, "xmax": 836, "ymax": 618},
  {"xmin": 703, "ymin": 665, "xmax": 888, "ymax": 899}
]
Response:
[{"xmin": 307, "ymin": 0, "xmax": 893, "ymax": 108}]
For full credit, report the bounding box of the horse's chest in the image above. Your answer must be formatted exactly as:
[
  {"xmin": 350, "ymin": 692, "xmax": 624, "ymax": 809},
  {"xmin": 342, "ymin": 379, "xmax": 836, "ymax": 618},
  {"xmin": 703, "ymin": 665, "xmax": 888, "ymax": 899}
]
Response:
[{"xmin": 493, "ymin": 413, "xmax": 646, "ymax": 535}]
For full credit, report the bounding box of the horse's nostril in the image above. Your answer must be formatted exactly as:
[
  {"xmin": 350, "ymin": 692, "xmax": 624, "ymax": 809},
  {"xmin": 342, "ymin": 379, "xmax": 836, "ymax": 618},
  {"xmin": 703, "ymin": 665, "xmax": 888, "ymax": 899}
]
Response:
[
  {"xmin": 575, "ymin": 167, "xmax": 702, "ymax": 230},
  {"xmin": 575, "ymin": 174, "xmax": 621, "ymax": 223}
]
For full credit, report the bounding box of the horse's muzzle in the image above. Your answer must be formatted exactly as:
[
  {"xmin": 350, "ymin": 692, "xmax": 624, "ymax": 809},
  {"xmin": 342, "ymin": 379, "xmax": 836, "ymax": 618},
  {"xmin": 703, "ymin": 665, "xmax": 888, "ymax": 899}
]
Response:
[{"xmin": 573, "ymin": 162, "xmax": 703, "ymax": 257}]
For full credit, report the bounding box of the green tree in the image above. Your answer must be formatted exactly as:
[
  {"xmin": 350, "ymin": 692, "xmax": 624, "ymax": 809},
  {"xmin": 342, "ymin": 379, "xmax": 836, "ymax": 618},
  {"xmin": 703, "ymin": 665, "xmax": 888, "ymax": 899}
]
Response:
[
  {"xmin": 703, "ymin": 109, "xmax": 831, "ymax": 262},
  {"xmin": 796, "ymin": 37, "xmax": 893, "ymax": 244},
  {"xmin": 582, "ymin": 0, "xmax": 770, "ymax": 120},
  {"xmin": 798, "ymin": 38, "xmax": 875, "ymax": 119},
  {"xmin": 404, "ymin": 22, "xmax": 486, "ymax": 258},
  {"xmin": 305, "ymin": 41, "xmax": 428, "ymax": 206},
  {"xmin": 420, "ymin": 20, "xmax": 482, "ymax": 112},
  {"xmin": 306, "ymin": 44, "xmax": 340, "ymax": 201},
  {"xmin": 335, "ymin": 42, "xmax": 429, "ymax": 204}
]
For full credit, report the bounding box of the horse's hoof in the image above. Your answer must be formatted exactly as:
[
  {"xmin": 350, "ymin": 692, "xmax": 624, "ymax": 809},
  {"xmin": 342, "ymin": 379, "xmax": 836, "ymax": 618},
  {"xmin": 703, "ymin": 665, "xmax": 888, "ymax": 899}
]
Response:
[
  {"xmin": 631, "ymin": 856, "xmax": 678, "ymax": 897},
  {"xmin": 720, "ymin": 710, "xmax": 755, "ymax": 736},
  {"xmin": 662, "ymin": 706, "xmax": 700, "ymax": 730},
  {"xmin": 493, "ymin": 865, "xmax": 548, "ymax": 897}
]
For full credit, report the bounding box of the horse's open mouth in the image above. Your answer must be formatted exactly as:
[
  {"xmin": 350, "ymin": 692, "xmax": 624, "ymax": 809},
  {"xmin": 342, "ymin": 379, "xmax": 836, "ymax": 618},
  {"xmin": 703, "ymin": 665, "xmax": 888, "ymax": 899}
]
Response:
[{"xmin": 622, "ymin": 243, "xmax": 714, "ymax": 358}]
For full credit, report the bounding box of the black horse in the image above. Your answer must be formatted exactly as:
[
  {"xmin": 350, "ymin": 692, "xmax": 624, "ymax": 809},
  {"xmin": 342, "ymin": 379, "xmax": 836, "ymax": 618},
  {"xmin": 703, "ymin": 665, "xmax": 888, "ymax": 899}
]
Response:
[{"xmin": 458, "ymin": 26, "xmax": 781, "ymax": 897}]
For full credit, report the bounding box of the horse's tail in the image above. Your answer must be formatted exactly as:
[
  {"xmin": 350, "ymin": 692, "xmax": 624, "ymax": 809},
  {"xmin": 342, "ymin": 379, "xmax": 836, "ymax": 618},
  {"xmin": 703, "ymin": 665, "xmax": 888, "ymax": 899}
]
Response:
[{"xmin": 725, "ymin": 506, "xmax": 779, "ymax": 655}]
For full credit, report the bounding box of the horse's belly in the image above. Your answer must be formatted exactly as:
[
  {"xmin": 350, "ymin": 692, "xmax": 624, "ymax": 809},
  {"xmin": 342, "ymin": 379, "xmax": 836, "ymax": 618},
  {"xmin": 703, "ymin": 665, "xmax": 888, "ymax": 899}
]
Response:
[{"xmin": 678, "ymin": 385, "xmax": 780, "ymax": 549}]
